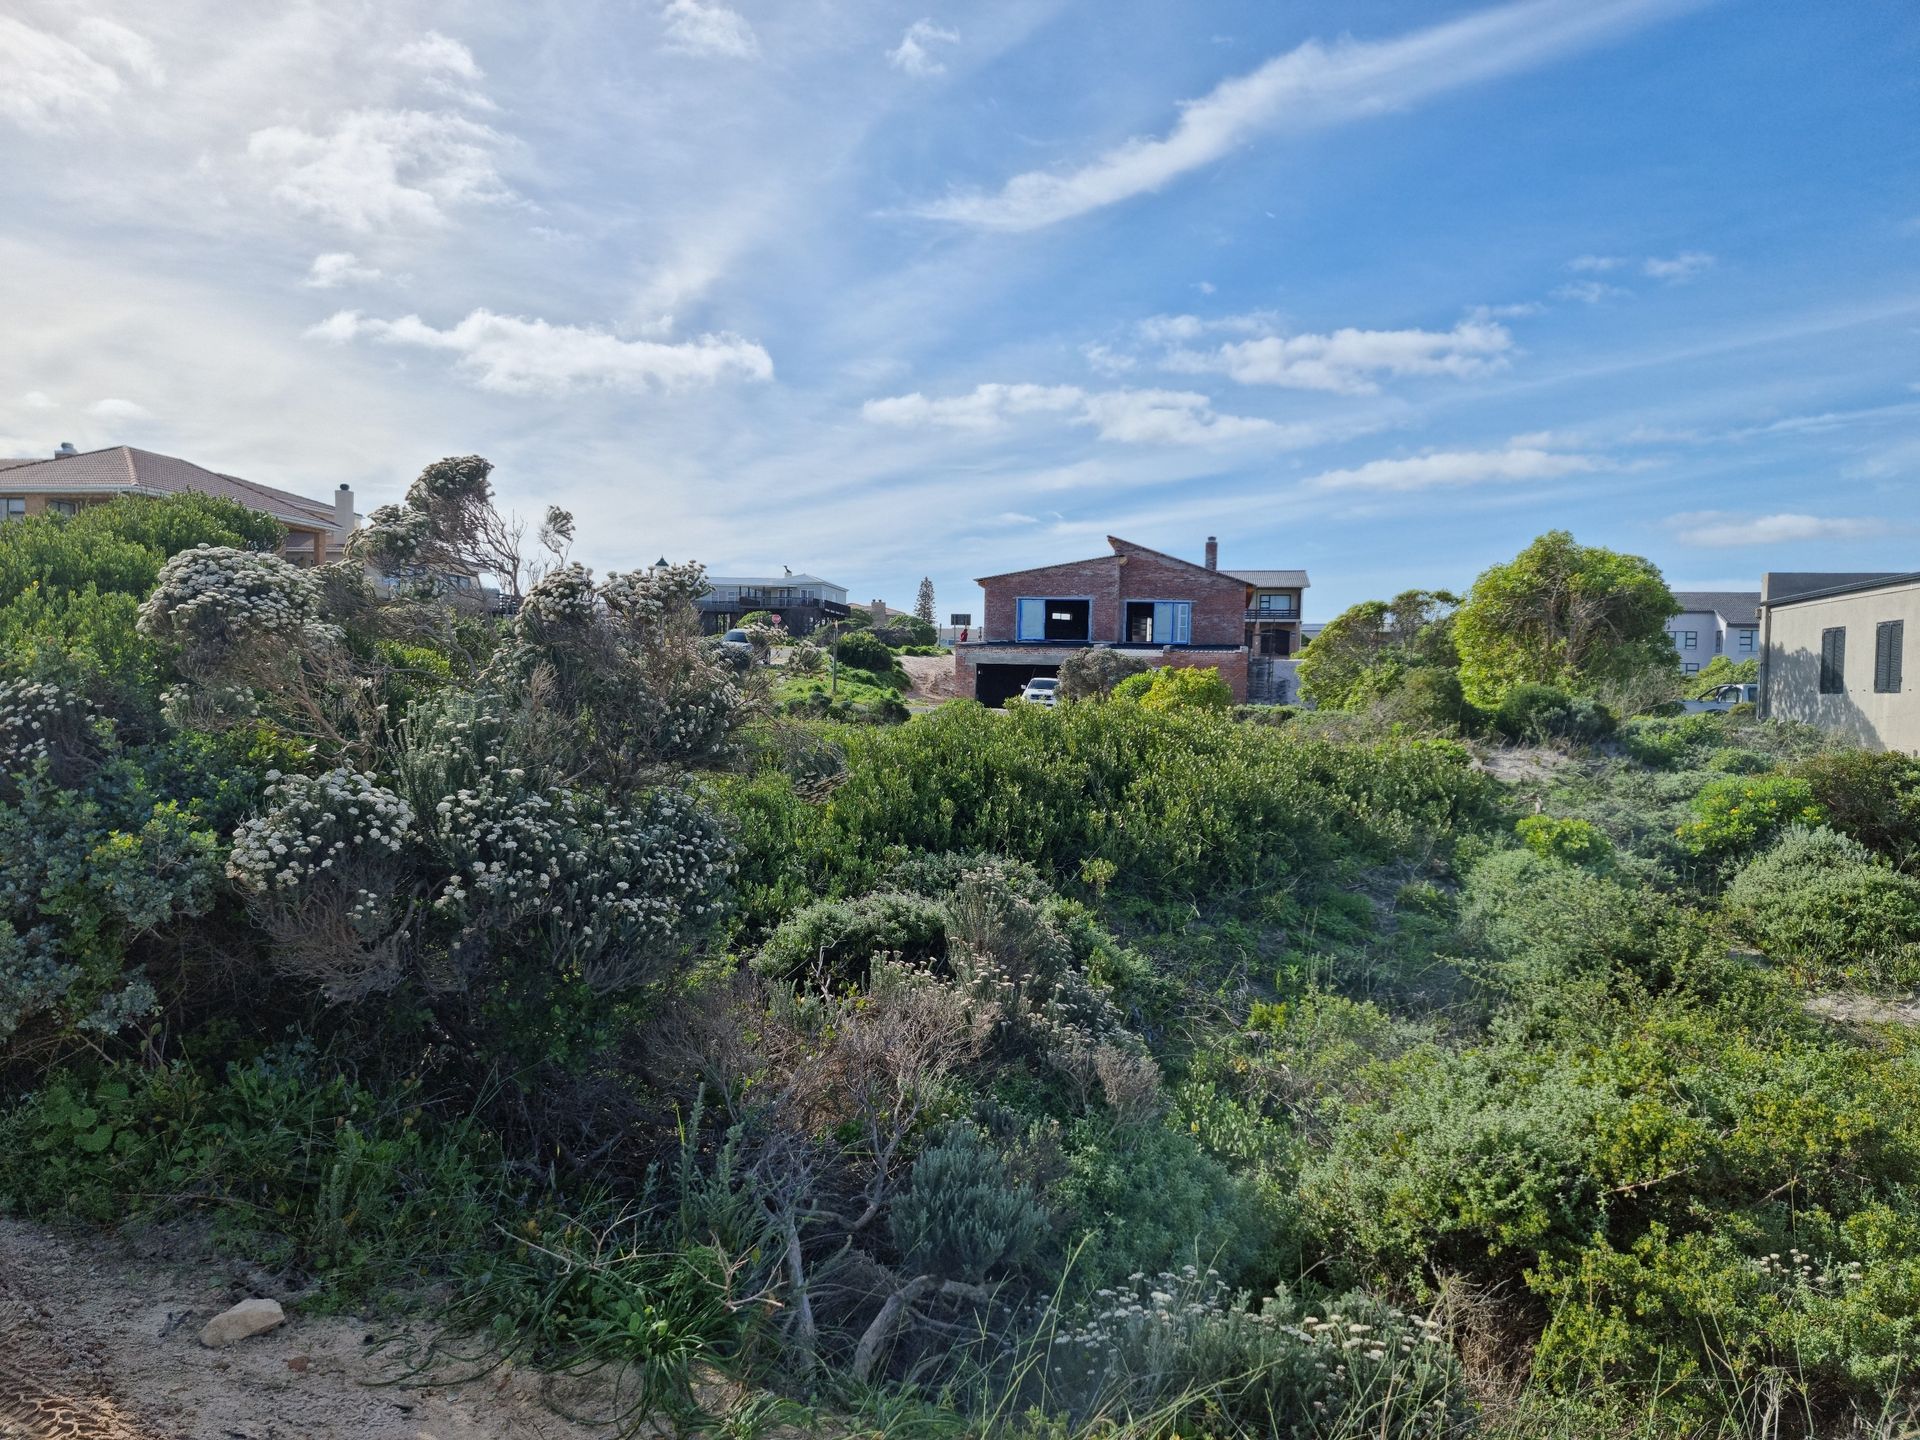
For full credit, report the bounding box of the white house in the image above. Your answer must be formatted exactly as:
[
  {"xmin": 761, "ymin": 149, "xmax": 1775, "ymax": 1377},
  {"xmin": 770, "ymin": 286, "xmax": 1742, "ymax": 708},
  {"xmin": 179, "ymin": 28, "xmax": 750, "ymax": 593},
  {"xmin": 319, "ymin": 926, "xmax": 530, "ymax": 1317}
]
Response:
[
  {"xmin": 1758, "ymin": 571, "xmax": 1919, "ymax": 751},
  {"xmin": 1665, "ymin": 591, "xmax": 1760, "ymax": 674}
]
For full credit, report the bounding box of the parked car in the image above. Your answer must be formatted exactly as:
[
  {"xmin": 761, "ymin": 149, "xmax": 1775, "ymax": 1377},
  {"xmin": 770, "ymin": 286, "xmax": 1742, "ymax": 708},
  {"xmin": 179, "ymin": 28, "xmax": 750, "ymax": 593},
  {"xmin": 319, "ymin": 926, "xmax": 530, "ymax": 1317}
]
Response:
[
  {"xmin": 1683, "ymin": 682, "xmax": 1759, "ymax": 713},
  {"xmin": 1018, "ymin": 676, "xmax": 1060, "ymax": 707},
  {"xmin": 720, "ymin": 628, "xmax": 754, "ymax": 656}
]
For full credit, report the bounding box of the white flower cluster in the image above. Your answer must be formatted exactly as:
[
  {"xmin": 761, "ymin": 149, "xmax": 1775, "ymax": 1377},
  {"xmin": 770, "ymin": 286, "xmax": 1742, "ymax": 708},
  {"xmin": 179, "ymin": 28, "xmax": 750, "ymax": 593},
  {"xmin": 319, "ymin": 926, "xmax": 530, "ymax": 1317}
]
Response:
[
  {"xmin": 423, "ymin": 772, "xmax": 732, "ymax": 977},
  {"xmin": 1753, "ymin": 1247, "xmax": 1866, "ymax": 1295},
  {"xmin": 0, "ymin": 677, "xmax": 82, "ymax": 773},
  {"xmin": 599, "ymin": 560, "xmax": 710, "ymax": 627},
  {"xmin": 347, "ymin": 503, "xmax": 432, "ymax": 565},
  {"xmin": 228, "ymin": 768, "xmax": 416, "ymax": 923},
  {"xmin": 137, "ymin": 544, "xmax": 342, "ymax": 662},
  {"xmin": 516, "ymin": 563, "xmax": 599, "ymax": 628}
]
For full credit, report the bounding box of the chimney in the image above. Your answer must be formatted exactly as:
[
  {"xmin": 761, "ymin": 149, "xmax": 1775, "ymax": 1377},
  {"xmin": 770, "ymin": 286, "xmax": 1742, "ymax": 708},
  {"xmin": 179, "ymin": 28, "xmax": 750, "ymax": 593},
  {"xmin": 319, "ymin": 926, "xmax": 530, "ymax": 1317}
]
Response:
[
  {"xmin": 1204, "ymin": 536, "xmax": 1218, "ymax": 571},
  {"xmin": 54, "ymin": 441, "xmax": 76, "ymax": 458},
  {"xmin": 334, "ymin": 482, "xmax": 357, "ymax": 535}
]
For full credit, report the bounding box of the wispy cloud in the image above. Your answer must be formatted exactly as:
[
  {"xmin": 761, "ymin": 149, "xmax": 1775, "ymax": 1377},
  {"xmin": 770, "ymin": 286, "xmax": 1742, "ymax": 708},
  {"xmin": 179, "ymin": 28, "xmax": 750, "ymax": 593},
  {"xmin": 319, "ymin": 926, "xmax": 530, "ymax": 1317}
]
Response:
[
  {"xmin": 248, "ymin": 110, "xmax": 511, "ymax": 232},
  {"xmin": 863, "ymin": 382, "xmax": 1278, "ymax": 445},
  {"xmin": 1670, "ymin": 511, "xmax": 1883, "ymax": 547},
  {"xmin": 88, "ymin": 397, "xmax": 153, "ymax": 422},
  {"xmin": 302, "ymin": 252, "xmax": 384, "ymax": 288},
  {"xmin": 912, "ymin": 0, "xmax": 1697, "ymax": 229},
  {"xmin": 1154, "ymin": 314, "xmax": 1513, "ymax": 394},
  {"xmin": 1642, "ymin": 250, "xmax": 1715, "ymax": 282},
  {"xmin": 1306, "ymin": 445, "xmax": 1599, "ymax": 492},
  {"xmin": 1553, "ymin": 279, "xmax": 1631, "ymax": 304},
  {"xmin": 0, "ymin": 15, "xmax": 163, "ymax": 133},
  {"xmin": 889, "ymin": 20, "xmax": 959, "ymax": 77},
  {"xmin": 308, "ymin": 309, "xmax": 773, "ymax": 394},
  {"xmin": 661, "ymin": 0, "xmax": 759, "ymax": 59},
  {"xmin": 1568, "ymin": 254, "xmax": 1628, "ymax": 272}
]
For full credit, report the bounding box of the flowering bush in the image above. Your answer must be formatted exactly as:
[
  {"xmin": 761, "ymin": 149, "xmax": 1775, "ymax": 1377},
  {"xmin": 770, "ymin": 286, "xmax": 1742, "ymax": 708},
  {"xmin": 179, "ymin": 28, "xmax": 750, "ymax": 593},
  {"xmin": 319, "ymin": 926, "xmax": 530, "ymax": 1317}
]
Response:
[
  {"xmin": 1025, "ymin": 1267, "xmax": 1460, "ymax": 1436},
  {"xmin": 1515, "ymin": 813, "xmax": 1613, "ymax": 868},
  {"xmin": 136, "ymin": 544, "xmax": 341, "ymax": 679},
  {"xmin": 1677, "ymin": 773, "xmax": 1826, "ymax": 858}
]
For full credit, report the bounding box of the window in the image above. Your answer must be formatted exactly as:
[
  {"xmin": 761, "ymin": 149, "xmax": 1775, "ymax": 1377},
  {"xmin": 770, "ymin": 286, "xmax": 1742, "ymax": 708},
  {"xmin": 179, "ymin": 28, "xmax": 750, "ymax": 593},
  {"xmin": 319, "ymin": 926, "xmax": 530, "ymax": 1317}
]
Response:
[
  {"xmin": 1875, "ymin": 620, "xmax": 1904, "ymax": 694},
  {"xmin": 1819, "ymin": 626, "xmax": 1846, "ymax": 694},
  {"xmin": 1683, "ymin": 662, "xmax": 1699, "ymax": 674},
  {"xmin": 1254, "ymin": 593, "xmax": 1295, "ymax": 616},
  {"xmin": 2, "ymin": 499, "xmax": 22, "ymax": 523},
  {"xmin": 1016, "ymin": 596, "xmax": 1090, "ymax": 642},
  {"xmin": 48, "ymin": 499, "xmax": 77, "ymax": 517},
  {"xmin": 1124, "ymin": 600, "xmax": 1192, "ymax": 644},
  {"xmin": 1680, "ymin": 631, "xmax": 1698, "ymax": 650},
  {"xmin": 1738, "ymin": 628, "xmax": 1755, "ymax": 652}
]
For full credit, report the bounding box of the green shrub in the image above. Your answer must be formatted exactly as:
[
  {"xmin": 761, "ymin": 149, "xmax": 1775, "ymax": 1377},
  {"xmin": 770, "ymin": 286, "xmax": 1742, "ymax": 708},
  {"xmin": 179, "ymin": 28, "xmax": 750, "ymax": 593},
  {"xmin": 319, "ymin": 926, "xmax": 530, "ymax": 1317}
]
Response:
[
  {"xmin": 1493, "ymin": 684, "xmax": 1615, "ymax": 744},
  {"xmin": 1703, "ymin": 747, "xmax": 1774, "ymax": 775},
  {"xmin": 833, "ymin": 630, "xmax": 897, "ymax": 673},
  {"xmin": 1677, "ymin": 774, "xmax": 1826, "ymax": 858},
  {"xmin": 1725, "ymin": 826, "xmax": 1920, "ymax": 983},
  {"xmin": 753, "ymin": 889, "xmax": 949, "ymax": 980},
  {"xmin": 1794, "ymin": 749, "xmax": 1920, "ymax": 867},
  {"xmin": 1110, "ymin": 669, "xmax": 1154, "ymax": 702},
  {"xmin": 889, "ymin": 1125, "xmax": 1050, "ymax": 1283},
  {"xmin": 1461, "ymin": 848, "xmax": 1652, "ymax": 992},
  {"xmin": 1515, "ymin": 814, "xmax": 1613, "ymax": 868},
  {"xmin": 1378, "ymin": 664, "xmax": 1478, "ymax": 733},
  {"xmin": 1136, "ymin": 666, "xmax": 1233, "ymax": 713}
]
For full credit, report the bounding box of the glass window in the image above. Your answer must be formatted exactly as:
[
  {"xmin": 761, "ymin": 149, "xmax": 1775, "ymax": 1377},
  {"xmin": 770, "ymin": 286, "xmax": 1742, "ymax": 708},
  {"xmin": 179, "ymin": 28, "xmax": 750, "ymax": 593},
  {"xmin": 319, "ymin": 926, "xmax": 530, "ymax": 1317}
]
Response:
[
  {"xmin": 1681, "ymin": 631, "xmax": 1698, "ymax": 649},
  {"xmin": 2, "ymin": 499, "xmax": 23, "ymax": 522},
  {"xmin": 1738, "ymin": 629, "xmax": 1755, "ymax": 651},
  {"xmin": 1683, "ymin": 662, "xmax": 1699, "ymax": 674},
  {"xmin": 48, "ymin": 499, "xmax": 77, "ymax": 517}
]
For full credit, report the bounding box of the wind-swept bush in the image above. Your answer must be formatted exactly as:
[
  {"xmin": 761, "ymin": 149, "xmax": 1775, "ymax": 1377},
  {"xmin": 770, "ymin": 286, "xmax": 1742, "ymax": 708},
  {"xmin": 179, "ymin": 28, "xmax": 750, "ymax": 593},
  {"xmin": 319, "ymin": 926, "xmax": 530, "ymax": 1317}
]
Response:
[{"xmin": 1725, "ymin": 825, "xmax": 1920, "ymax": 984}]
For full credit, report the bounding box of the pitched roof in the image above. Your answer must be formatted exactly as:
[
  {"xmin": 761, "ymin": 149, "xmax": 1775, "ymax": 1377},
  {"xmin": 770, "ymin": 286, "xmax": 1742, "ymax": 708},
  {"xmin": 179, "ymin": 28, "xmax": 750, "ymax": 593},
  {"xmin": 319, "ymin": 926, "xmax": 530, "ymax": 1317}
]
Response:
[
  {"xmin": 1761, "ymin": 572, "xmax": 1907, "ymax": 605},
  {"xmin": 0, "ymin": 446, "xmax": 339, "ymax": 529},
  {"xmin": 1225, "ymin": 569, "xmax": 1311, "ymax": 589},
  {"xmin": 1670, "ymin": 590, "xmax": 1760, "ymax": 626}
]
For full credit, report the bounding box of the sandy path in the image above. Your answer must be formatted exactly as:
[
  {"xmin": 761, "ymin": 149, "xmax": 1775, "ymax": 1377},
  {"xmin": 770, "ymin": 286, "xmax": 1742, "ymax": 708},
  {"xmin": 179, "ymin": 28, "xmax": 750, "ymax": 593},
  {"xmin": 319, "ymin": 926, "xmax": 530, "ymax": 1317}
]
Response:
[{"xmin": 0, "ymin": 1218, "xmax": 607, "ymax": 1440}]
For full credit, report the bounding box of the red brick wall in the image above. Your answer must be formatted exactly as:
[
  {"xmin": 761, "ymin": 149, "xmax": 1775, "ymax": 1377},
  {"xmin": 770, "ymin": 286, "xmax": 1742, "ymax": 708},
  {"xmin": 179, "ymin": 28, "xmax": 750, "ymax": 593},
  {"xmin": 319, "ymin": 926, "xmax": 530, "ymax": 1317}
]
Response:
[{"xmin": 980, "ymin": 540, "xmax": 1247, "ymax": 643}]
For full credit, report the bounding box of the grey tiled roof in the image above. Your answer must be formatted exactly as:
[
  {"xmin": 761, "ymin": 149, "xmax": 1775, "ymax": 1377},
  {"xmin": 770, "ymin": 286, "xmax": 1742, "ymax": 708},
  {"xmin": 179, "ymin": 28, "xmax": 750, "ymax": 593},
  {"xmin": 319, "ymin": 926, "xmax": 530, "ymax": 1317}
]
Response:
[
  {"xmin": 1671, "ymin": 590, "xmax": 1760, "ymax": 626},
  {"xmin": 1225, "ymin": 569, "xmax": 1310, "ymax": 589},
  {"xmin": 0, "ymin": 446, "xmax": 339, "ymax": 529}
]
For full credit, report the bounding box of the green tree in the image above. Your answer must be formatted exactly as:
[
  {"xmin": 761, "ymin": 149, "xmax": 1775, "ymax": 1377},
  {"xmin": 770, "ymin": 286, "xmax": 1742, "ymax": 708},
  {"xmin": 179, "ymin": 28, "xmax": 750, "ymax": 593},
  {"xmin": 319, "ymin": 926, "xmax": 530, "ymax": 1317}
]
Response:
[
  {"xmin": 1298, "ymin": 589, "xmax": 1458, "ymax": 710},
  {"xmin": 914, "ymin": 576, "xmax": 936, "ymax": 626},
  {"xmin": 1686, "ymin": 655, "xmax": 1757, "ymax": 697},
  {"xmin": 1453, "ymin": 531, "xmax": 1677, "ymax": 707}
]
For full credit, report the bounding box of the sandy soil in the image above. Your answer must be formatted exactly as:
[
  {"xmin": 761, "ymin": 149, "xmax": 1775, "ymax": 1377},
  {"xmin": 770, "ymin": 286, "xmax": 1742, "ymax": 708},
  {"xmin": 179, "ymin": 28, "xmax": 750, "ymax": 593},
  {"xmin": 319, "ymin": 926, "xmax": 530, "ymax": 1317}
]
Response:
[
  {"xmin": 0, "ymin": 1218, "xmax": 612, "ymax": 1440},
  {"xmin": 896, "ymin": 654, "xmax": 957, "ymax": 704}
]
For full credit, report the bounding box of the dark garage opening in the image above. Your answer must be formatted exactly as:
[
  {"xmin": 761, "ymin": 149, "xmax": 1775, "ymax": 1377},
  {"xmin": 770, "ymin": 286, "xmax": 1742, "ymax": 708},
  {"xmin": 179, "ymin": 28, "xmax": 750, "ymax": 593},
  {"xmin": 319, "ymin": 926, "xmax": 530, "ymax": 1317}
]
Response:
[{"xmin": 976, "ymin": 662, "xmax": 1060, "ymax": 708}]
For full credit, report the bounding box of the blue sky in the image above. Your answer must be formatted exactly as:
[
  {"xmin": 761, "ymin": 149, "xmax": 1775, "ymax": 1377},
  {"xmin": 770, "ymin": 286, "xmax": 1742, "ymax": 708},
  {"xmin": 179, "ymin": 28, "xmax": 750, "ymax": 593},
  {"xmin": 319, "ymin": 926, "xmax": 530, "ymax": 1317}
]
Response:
[{"xmin": 1, "ymin": 0, "xmax": 1914, "ymax": 620}]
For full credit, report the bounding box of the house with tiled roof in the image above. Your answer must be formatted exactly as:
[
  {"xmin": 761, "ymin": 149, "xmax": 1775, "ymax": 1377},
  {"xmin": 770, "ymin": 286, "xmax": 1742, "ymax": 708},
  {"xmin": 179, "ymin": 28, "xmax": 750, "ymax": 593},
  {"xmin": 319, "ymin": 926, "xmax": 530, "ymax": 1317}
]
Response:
[
  {"xmin": 1665, "ymin": 589, "xmax": 1761, "ymax": 674},
  {"xmin": 0, "ymin": 443, "xmax": 355, "ymax": 566}
]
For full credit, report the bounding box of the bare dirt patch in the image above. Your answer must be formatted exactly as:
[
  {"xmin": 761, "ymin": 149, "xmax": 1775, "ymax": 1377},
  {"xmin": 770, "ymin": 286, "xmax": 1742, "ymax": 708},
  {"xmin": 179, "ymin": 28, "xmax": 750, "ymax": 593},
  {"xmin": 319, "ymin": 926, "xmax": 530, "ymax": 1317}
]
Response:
[
  {"xmin": 0, "ymin": 1218, "xmax": 608, "ymax": 1439},
  {"xmin": 897, "ymin": 654, "xmax": 957, "ymax": 705},
  {"xmin": 1805, "ymin": 992, "xmax": 1920, "ymax": 1030}
]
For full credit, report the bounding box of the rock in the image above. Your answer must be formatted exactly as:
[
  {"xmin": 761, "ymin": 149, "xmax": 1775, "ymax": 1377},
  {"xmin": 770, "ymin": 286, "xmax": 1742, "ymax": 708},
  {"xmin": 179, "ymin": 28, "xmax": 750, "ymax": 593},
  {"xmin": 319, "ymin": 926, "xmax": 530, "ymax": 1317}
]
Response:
[
  {"xmin": 286, "ymin": 1355, "xmax": 310, "ymax": 1373},
  {"xmin": 199, "ymin": 1297, "xmax": 286, "ymax": 1348}
]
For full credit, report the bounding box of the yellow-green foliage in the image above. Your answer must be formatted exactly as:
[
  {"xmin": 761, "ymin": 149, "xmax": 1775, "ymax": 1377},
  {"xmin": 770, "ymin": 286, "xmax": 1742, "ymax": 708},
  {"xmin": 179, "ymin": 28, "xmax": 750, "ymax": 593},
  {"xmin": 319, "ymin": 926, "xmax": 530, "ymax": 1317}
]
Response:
[{"xmin": 1677, "ymin": 773, "xmax": 1826, "ymax": 857}]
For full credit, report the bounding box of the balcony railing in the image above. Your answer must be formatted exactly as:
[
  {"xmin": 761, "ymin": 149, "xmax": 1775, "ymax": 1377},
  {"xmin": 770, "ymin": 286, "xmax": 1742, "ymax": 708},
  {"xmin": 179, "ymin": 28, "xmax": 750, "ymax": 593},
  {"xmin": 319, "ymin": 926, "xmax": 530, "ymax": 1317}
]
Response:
[{"xmin": 1245, "ymin": 608, "xmax": 1297, "ymax": 622}]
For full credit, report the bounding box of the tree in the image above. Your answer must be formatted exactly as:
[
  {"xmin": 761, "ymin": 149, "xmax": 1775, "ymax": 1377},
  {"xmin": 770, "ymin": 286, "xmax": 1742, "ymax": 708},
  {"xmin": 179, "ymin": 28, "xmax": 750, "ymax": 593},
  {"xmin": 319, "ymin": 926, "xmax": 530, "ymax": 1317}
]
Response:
[
  {"xmin": 914, "ymin": 577, "xmax": 936, "ymax": 627},
  {"xmin": 1453, "ymin": 532, "xmax": 1677, "ymax": 707},
  {"xmin": 1298, "ymin": 590, "xmax": 1459, "ymax": 710},
  {"xmin": 1058, "ymin": 647, "xmax": 1150, "ymax": 701},
  {"xmin": 348, "ymin": 455, "xmax": 563, "ymax": 604}
]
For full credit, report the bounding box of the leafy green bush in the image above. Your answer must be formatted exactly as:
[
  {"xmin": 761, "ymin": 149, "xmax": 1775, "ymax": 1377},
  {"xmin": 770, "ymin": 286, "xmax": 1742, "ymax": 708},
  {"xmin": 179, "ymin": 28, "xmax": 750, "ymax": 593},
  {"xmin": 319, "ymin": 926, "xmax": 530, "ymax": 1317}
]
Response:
[
  {"xmin": 1493, "ymin": 683, "xmax": 1615, "ymax": 744},
  {"xmin": 1515, "ymin": 814, "xmax": 1613, "ymax": 868},
  {"xmin": 753, "ymin": 889, "xmax": 949, "ymax": 980},
  {"xmin": 833, "ymin": 630, "xmax": 896, "ymax": 673},
  {"xmin": 1794, "ymin": 749, "xmax": 1920, "ymax": 867},
  {"xmin": 1725, "ymin": 826, "xmax": 1920, "ymax": 983},
  {"xmin": 889, "ymin": 1125, "xmax": 1050, "ymax": 1283},
  {"xmin": 1134, "ymin": 666, "xmax": 1233, "ymax": 713},
  {"xmin": 1461, "ymin": 848, "xmax": 1654, "ymax": 993},
  {"xmin": 1677, "ymin": 774, "xmax": 1826, "ymax": 858}
]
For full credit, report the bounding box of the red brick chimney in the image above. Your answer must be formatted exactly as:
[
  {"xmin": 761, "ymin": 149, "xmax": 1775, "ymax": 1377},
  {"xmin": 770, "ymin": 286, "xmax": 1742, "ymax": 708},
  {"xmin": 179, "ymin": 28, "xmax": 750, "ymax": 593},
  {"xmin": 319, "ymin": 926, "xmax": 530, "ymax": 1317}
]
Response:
[{"xmin": 1204, "ymin": 536, "xmax": 1218, "ymax": 571}]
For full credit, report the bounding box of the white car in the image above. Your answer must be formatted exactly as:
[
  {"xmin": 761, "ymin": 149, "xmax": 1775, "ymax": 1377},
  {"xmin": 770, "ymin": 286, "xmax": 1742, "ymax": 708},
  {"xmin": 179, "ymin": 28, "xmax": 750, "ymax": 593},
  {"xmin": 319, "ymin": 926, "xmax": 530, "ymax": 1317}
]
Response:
[
  {"xmin": 1683, "ymin": 682, "xmax": 1759, "ymax": 712},
  {"xmin": 1019, "ymin": 676, "xmax": 1060, "ymax": 707}
]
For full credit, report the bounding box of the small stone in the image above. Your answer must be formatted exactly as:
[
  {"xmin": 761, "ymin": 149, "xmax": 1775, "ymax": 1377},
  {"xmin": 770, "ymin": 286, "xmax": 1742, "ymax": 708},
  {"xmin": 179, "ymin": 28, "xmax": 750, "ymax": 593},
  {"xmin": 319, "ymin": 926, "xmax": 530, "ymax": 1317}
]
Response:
[
  {"xmin": 200, "ymin": 1297, "xmax": 286, "ymax": 1348},
  {"xmin": 286, "ymin": 1355, "xmax": 310, "ymax": 1373}
]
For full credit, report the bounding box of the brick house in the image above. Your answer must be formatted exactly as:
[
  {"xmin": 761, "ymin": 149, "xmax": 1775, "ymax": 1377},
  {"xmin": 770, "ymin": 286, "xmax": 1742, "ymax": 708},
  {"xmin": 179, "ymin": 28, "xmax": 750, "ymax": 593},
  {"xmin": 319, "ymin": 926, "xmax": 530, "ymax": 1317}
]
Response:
[
  {"xmin": 0, "ymin": 443, "xmax": 354, "ymax": 566},
  {"xmin": 956, "ymin": 535, "xmax": 1308, "ymax": 705}
]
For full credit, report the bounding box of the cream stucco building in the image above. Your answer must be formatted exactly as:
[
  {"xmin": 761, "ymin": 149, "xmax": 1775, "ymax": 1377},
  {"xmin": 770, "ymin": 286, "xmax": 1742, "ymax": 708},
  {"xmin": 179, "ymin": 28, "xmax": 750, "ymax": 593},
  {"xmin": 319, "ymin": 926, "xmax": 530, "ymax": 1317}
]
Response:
[{"xmin": 1758, "ymin": 571, "xmax": 1919, "ymax": 751}]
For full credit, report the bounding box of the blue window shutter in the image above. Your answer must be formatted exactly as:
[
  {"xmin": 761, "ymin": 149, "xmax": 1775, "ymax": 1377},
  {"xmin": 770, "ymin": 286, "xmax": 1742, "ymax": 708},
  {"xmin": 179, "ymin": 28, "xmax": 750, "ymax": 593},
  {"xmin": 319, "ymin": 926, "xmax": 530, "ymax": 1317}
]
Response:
[
  {"xmin": 1017, "ymin": 598, "xmax": 1044, "ymax": 641},
  {"xmin": 1155, "ymin": 601, "xmax": 1191, "ymax": 644}
]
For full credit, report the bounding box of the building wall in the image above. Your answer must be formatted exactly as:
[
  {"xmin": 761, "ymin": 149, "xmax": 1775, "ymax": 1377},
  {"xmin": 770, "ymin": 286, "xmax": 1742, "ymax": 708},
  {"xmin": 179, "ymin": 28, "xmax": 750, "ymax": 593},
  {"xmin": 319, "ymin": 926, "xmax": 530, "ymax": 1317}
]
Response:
[
  {"xmin": 1664, "ymin": 609, "xmax": 1759, "ymax": 672},
  {"xmin": 1762, "ymin": 579, "xmax": 1920, "ymax": 751},
  {"xmin": 955, "ymin": 643, "xmax": 1249, "ymax": 703},
  {"xmin": 980, "ymin": 541, "xmax": 1247, "ymax": 644}
]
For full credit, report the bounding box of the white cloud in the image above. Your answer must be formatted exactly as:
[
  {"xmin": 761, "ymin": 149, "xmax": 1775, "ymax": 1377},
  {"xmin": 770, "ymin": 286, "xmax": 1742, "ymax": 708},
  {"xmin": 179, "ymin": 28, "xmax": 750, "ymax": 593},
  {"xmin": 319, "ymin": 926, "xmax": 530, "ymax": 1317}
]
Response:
[
  {"xmin": 248, "ymin": 109, "xmax": 510, "ymax": 232},
  {"xmin": 89, "ymin": 397, "xmax": 153, "ymax": 422},
  {"xmin": 1157, "ymin": 315, "xmax": 1513, "ymax": 394},
  {"xmin": 396, "ymin": 32, "xmax": 482, "ymax": 81},
  {"xmin": 1642, "ymin": 250, "xmax": 1715, "ymax": 282},
  {"xmin": 308, "ymin": 308, "xmax": 773, "ymax": 394},
  {"xmin": 1081, "ymin": 343, "xmax": 1137, "ymax": 376},
  {"xmin": 0, "ymin": 15, "xmax": 162, "ymax": 133},
  {"xmin": 1305, "ymin": 446, "xmax": 1598, "ymax": 492},
  {"xmin": 18, "ymin": 391, "xmax": 56, "ymax": 411},
  {"xmin": 1670, "ymin": 511, "xmax": 1881, "ymax": 548},
  {"xmin": 889, "ymin": 20, "xmax": 960, "ymax": 76},
  {"xmin": 1552, "ymin": 280, "xmax": 1631, "ymax": 304},
  {"xmin": 302, "ymin": 252, "xmax": 384, "ymax": 288},
  {"xmin": 912, "ymin": 0, "xmax": 1698, "ymax": 229},
  {"xmin": 1568, "ymin": 254, "xmax": 1627, "ymax": 272},
  {"xmin": 662, "ymin": 0, "xmax": 759, "ymax": 59},
  {"xmin": 863, "ymin": 382, "xmax": 1276, "ymax": 445}
]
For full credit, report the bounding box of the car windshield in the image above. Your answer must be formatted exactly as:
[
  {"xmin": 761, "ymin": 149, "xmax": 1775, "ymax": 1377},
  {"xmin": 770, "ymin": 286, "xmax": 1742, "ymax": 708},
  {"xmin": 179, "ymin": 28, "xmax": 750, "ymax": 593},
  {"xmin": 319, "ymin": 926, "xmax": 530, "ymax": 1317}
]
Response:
[
  {"xmin": 723, "ymin": 630, "xmax": 749, "ymax": 643},
  {"xmin": 1028, "ymin": 678, "xmax": 1057, "ymax": 689}
]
